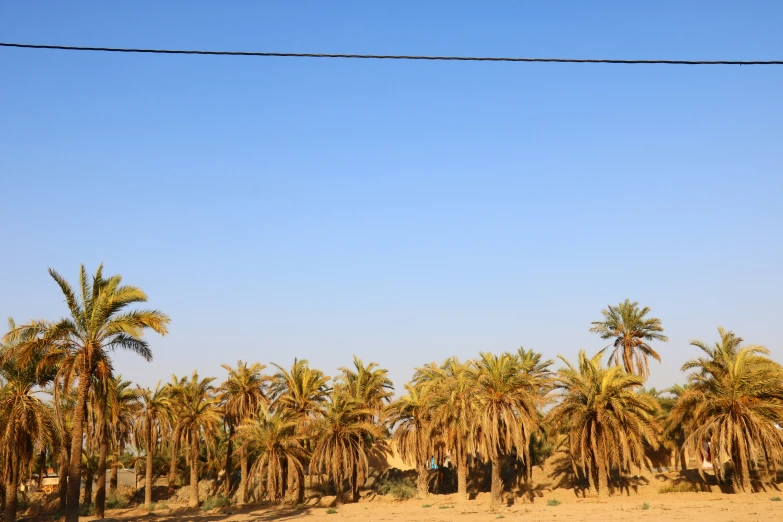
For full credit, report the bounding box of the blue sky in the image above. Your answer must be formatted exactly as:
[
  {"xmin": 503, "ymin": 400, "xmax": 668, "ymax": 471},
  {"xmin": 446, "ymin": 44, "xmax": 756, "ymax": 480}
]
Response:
[{"xmin": 1, "ymin": 1, "xmax": 781, "ymax": 392}]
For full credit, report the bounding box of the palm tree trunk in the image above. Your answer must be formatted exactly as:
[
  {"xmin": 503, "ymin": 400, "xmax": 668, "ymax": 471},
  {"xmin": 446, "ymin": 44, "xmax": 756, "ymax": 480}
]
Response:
[
  {"xmin": 351, "ymin": 465, "xmax": 359, "ymax": 503},
  {"xmin": 58, "ymin": 445, "xmax": 69, "ymax": 510},
  {"xmin": 490, "ymin": 455, "xmax": 503, "ymax": 506},
  {"xmin": 84, "ymin": 468, "xmax": 94, "ymax": 506},
  {"xmin": 679, "ymin": 446, "xmax": 687, "ymax": 472},
  {"xmin": 189, "ymin": 435, "xmax": 199, "ymax": 508},
  {"xmin": 38, "ymin": 448, "xmax": 47, "ymax": 489},
  {"xmin": 224, "ymin": 423, "xmax": 234, "ymax": 498},
  {"xmin": 65, "ymin": 374, "xmax": 91, "ymax": 522},
  {"xmin": 95, "ymin": 431, "xmax": 109, "ymax": 518},
  {"xmin": 733, "ymin": 448, "xmax": 751, "ymax": 492},
  {"xmin": 168, "ymin": 440, "xmax": 178, "ymax": 495},
  {"xmin": 416, "ymin": 463, "xmax": 428, "ymax": 498},
  {"xmin": 597, "ymin": 463, "xmax": 609, "ymax": 497},
  {"xmin": 145, "ymin": 423, "xmax": 155, "ymax": 509},
  {"xmin": 4, "ymin": 465, "xmax": 18, "ymax": 522},
  {"xmin": 457, "ymin": 451, "xmax": 468, "ymax": 500},
  {"xmin": 110, "ymin": 443, "xmax": 121, "ymax": 493},
  {"xmin": 239, "ymin": 442, "xmax": 248, "ymax": 504},
  {"xmin": 286, "ymin": 458, "xmax": 296, "ymax": 503}
]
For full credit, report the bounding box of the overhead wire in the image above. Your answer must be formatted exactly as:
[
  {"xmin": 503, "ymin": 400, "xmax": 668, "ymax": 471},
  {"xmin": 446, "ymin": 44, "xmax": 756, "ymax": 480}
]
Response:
[{"xmin": 1, "ymin": 42, "xmax": 781, "ymax": 65}]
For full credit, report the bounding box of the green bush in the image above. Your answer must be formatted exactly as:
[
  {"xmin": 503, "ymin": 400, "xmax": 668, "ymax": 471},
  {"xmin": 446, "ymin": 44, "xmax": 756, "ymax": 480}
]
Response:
[
  {"xmin": 201, "ymin": 495, "xmax": 230, "ymax": 512},
  {"xmin": 422, "ymin": 504, "xmax": 432, "ymax": 508},
  {"xmin": 376, "ymin": 475, "xmax": 417, "ymax": 500},
  {"xmin": 772, "ymin": 496, "xmax": 782, "ymax": 501},
  {"xmin": 106, "ymin": 490, "xmax": 128, "ymax": 509},
  {"xmin": 547, "ymin": 498, "xmax": 561, "ymax": 506},
  {"xmin": 658, "ymin": 481, "xmax": 700, "ymax": 494},
  {"xmin": 327, "ymin": 508, "xmax": 338, "ymax": 514},
  {"xmin": 642, "ymin": 502, "xmax": 650, "ymax": 510}
]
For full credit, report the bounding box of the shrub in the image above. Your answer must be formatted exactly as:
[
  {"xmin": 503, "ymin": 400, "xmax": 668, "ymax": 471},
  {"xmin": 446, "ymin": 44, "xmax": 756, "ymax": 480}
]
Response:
[
  {"xmin": 547, "ymin": 499, "xmax": 561, "ymax": 506},
  {"xmin": 78, "ymin": 504, "xmax": 95, "ymax": 517},
  {"xmin": 422, "ymin": 504, "xmax": 432, "ymax": 508},
  {"xmin": 439, "ymin": 505, "xmax": 454, "ymax": 509},
  {"xmin": 201, "ymin": 495, "xmax": 230, "ymax": 512},
  {"xmin": 106, "ymin": 490, "xmax": 128, "ymax": 509},
  {"xmin": 327, "ymin": 508, "xmax": 338, "ymax": 514},
  {"xmin": 772, "ymin": 496, "xmax": 782, "ymax": 501},
  {"xmin": 376, "ymin": 475, "xmax": 417, "ymax": 500},
  {"xmin": 642, "ymin": 502, "xmax": 650, "ymax": 510},
  {"xmin": 658, "ymin": 481, "xmax": 700, "ymax": 494}
]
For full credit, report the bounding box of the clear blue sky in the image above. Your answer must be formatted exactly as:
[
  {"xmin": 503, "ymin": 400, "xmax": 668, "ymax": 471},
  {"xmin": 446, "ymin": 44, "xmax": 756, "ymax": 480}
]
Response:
[{"xmin": 1, "ymin": 1, "xmax": 781, "ymax": 392}]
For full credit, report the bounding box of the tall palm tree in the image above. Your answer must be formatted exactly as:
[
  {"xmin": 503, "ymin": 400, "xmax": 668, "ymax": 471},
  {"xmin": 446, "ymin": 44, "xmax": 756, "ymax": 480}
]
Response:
[
  {"xmin": 418, "ymin": 358, "xmax": 475, "ymax": 500},
  {"xmin": 136, "ymin": 382, "xmax": 173, "ymax": 509},
  {"xmin": 0, "ymin": 320, "xmax": 58, "ymax": 522},
  {"xmin": 171, "ymin": 372, "xmax": 221, "ymax": 507},
  {"xmin": 589, "ymin": 299, "xmax": 668, "ymax": 380},
  {"xmin": 386, "ymin": 383, "xmax": 432, "ymax": 497},
  {"xmin": 165, "ymin": 374, "xmax": 187, "ymax": 494},
  {"xmin": 1, "ymin": 264, "xmax": 169, "ymax": 522},
  {"xmin": 548, "ymin": 350, "xmax": 660, "ymax": 496},
  {"xmin": 309, "ymin": 391, "xmax": 382, "ymax": 503},
  {"xmin": 90, "ymin": 375, "xmax": 111, "ymax": 518},
  {"xmin": 470, "ymin": 352, "xmax": 542, "ymax": 506},
  {"xmin": 272, "ymin": 359, "xmax": 330, "ymax": 503},
  {"xmin": 239, "ymin": 406, "xmax": 308, "ymax": 504},
  {"xmin": 669, "ymin": 328, "xmax": 783, "ymax": 491},
  {"xmin": 220, "ymin": 361, "xmax": 269, "ymax": 503}
]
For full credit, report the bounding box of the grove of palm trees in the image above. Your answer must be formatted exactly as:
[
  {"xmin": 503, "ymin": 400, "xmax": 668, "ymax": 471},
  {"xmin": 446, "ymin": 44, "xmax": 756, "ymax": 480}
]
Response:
[{"xmin": 2, "ymin": 267, "xmax": 783, "ymax": 522}]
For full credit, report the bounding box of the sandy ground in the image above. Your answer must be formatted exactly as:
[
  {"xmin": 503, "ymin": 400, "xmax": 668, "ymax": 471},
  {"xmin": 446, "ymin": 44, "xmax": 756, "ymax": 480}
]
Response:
[{"xmin": 79, "ymin": 491, "xmax": 783, "ymax": 522}]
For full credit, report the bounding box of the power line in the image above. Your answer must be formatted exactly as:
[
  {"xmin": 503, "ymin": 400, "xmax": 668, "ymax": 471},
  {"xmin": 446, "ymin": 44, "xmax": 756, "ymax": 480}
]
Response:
[{"xmin": 1, "ymin": 42, "xmax": 782, "ymax": 65}]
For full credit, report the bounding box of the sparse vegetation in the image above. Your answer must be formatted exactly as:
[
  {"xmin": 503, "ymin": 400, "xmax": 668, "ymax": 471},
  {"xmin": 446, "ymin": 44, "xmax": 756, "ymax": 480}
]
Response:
[
  {"xmin": 326, "ymin": 508, "xmax": 338, "ymax": 514},
  {"xmin": 772, "ymin": 496, "xmax": 782, "ymax": 501},
  {"xmin": 201, "ymin": 495, "xmax": 231, "ymax": 512},
  {"xmin": 658, "ymin": 481, "xmax": 701, "ymax": 494},
  {"xmin": 377, "ymin": 474, "xmax": 418, "ymax": 500},
  {"xmin": 547, "ymin": 499, "xmax": 561, "ymax": 506},
  {"xmin": 642, "ymin": 502, "xmax": 650, "ymax": 510}
]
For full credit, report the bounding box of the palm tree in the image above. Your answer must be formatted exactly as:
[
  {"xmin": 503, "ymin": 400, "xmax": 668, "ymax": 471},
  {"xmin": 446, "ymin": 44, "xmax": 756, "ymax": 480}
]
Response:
[
  {"xmin": 589, "ymin": 299, "xmax": 668, "ymax": 380},
  {"xmin": 165, "ymin": 374, "xmax": 187, "ymax": 494},
  {"xmin": 1, "ymin": 264, "xmax": 169, "ymax": 522},
  {"xmin": 171, "ymin": 371, "xmax": 221, "ymax": 507},
  {"xmin": 669, "ymin": 328, "xmax": 783, "ymax": 491},
  {"xmin": 418, "ymin": 358, "xmax": 475, "ymax": 500},
  {"xmin": 0, "ymin": 320, "xmax": 58, "ymax": 522},
  {"xmin": 272, "ymin": 359, "xmax": 330, "ymax": 503},
  {"xmin": 337, "ymin": 356, "xmax": 394, "ymax": 418},
  {"xmin": 107, "ymin": 377, "xmax": 140, "ymax": 494},
  {"xmin": 220, "ymin": 361, "xmax": 269, "ymax": 503},
  {"xmin": 136, "ymin": 382, "xmax": 173, "ymax": 509},
  {"xmin": 470, "ymin": 352, "xmax": 543, "ymax": 506},
  {"xmin": 239, "ymin": 406, "xmax": 308, "ymax": 503},
  {"xmin": 309, "ymin": 391, "xmax": 382, "ymax": 503},
  {"xmin": 386, "ymin": 383, "xmax": 432, "ymax": 497},
  {"xmin": 548, "ymin": 350, "xmax": 660, "ymax": 496}
]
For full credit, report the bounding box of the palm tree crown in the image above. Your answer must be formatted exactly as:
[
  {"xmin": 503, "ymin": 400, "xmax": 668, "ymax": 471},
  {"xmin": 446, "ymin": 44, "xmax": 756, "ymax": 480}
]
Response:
[{"xmin": 589, "ymin": 299, "xmax": 668, "ymax": 380}]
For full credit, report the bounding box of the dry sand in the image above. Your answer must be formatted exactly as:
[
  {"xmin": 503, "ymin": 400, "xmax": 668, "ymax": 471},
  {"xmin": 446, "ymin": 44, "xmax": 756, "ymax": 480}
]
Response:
[{"xmin": 79, "ymin": 491, "xmax": 782, "ymax": 522}]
